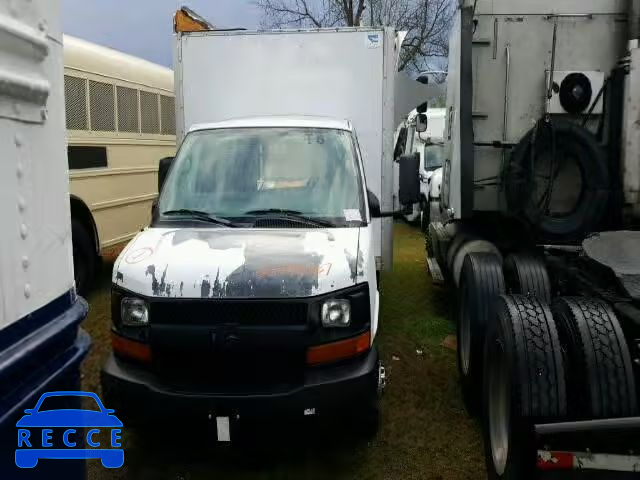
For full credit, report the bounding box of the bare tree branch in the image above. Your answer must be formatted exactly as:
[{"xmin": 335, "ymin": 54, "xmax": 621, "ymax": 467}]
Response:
[{"xmin": 255, "ymin": 0, "xmax": 453, "ymax": 72}]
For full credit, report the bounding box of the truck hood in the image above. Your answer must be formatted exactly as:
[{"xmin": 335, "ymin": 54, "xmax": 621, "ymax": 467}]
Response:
[{"xmin": 113, "ymin": 227, "xmax": 367, "ymax": 299}]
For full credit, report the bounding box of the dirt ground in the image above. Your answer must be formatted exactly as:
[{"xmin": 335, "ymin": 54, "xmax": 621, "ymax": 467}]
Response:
[{"xmin": 81, "ymin": 222, "xmax": 485, "ymax": 479}]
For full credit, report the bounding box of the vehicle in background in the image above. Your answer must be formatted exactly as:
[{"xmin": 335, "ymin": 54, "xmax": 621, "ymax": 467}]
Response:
[
  {"xmin": 394, "ymin": 107, "xmax": 446, "ymax": 229},
  {"xmin": 0, "ymin": 0, "xmax": 90, "ymax": 476},
  {"xmin": 101, "ymin": 20, "xmax": 422, "ymax": 438},
  {"xmin": 64, "ymin": 36, "xmax": 177, "ymax": 295},
  {"xmin": 428, "ymin": 0, "xmax": 640, "ymax": 476}
]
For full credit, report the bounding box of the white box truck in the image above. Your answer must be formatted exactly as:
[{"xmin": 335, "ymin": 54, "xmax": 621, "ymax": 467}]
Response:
[{"xmin": 101, "ymin": 18, "xmax": 424, "ymax": 437}]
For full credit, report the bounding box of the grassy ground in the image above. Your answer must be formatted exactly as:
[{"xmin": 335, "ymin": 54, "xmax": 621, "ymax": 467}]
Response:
[{"xmin": 81, "ymin": 222, "xmax": 485, "ymax": 479}]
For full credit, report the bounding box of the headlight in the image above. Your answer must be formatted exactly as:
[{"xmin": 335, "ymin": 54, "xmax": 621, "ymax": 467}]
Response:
[
  {"xmin": 321, "ymin": 299, "xmax": 351, "ymax": 328},
  {"xmin": 121, "ymin": 297, "xmax": 149, "ymax": 326}
]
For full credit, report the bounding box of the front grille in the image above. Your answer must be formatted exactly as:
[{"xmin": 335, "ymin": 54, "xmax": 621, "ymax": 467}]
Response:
[
  {"xmin": 150, "ymin": 300, "xmax": 309, "ymax": 326},
  {"xmin": 153, "ymin": 349, "xmax": 305, "ymax": 394}
]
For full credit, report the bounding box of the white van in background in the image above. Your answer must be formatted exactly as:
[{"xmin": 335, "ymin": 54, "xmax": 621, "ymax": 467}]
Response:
[{"xmin": 394, "ymin": 108, "xmax": 446, "ymax": 229}]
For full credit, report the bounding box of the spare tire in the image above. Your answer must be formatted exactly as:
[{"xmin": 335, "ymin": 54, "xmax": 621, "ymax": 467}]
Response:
[
  {"xmin": 552, "ymin": 297, "xmax": 638, "ymax": 419},
  {"xmin": 505, "ymin": 120, "xmax": 609, "ymax": 242},
  {"xmin": 503, "ymin": 254, "xmax": 551, "ymax": 303},
  {"xmin": 457, "ymin": 252, "xmax": 505, "ymax": 415},
  {"xmin": 483, "ymin": 295, "xmax": 567, "ymax": 479}
]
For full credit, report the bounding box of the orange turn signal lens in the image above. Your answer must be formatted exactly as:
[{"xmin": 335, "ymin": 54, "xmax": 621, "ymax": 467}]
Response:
[
  {"xmin": 306, "ymin": 331, "xmax": 371, "ymax": 366},
  {"xmin": 112, "ymin": 333, "xmax": 152, "ymax": 364}
]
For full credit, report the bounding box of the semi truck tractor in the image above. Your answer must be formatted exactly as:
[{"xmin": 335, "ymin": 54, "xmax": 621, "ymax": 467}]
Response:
[{"xmin": 427, "ymin": 0, "xmax": 640, "ymax": 477}]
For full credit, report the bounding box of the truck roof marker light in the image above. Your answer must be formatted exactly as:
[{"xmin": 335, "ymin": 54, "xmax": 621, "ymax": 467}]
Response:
[
  {"xmin": 111, "ymin": 333, "xmax": 152, "ymax": 364},
  {"xmin": 306, "ymin": 331, "xmax": 371, "ymax": 366}
]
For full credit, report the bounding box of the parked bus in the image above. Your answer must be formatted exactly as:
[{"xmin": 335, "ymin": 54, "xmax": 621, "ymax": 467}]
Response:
[{"xmin": 63, "ymin": 35, "xmax": 177, "ymax": 294}]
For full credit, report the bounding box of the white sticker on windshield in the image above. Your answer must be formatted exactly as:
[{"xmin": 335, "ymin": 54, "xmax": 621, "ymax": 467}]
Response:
[
  {"xmin": 344, "ymin": 209, "xmax": 362, "ymax": 222},
  {"xmin": 366, "ymin": 32, "xmax": 382, "ymax": 49}
]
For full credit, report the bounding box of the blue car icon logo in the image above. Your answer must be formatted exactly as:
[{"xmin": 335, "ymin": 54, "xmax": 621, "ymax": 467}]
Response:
[{"xmin": 15, "ymin": 391, "xmax": 123, "ymax": 468}]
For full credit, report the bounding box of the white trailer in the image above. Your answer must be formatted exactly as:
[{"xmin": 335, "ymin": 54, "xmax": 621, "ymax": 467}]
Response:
[
  {"xmin": 428, "ymin": 0, "xmax": 640, "ymax": 477},
  {"xmin": 0, "ymin": 0, "xmax": 89, "ymax": 474}
]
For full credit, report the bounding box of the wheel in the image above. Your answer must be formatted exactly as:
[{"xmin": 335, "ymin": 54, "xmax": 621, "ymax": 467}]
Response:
[
  {"xmin": 483, "ymin": 295, "xmax": 567, "ymax": 479},
  {"xmin": 457, "ymin": 252, "xmax": 505, "ymax": 415},
  {"xmin": 503, "ymin": 254, "xmax": 551, "ymax": 303},
  {"xmin": 505, "ymin": 120, "xmax": 609, "ymax": 241},
  {"xmin": 451, "ymin": 239, "xmax": 502, "ymax": 288},
  {"xmin": 447, "ymin": 233, "xmax": 476, "ymax": 276},
  {"xmin": 552, "ymin": 297, "xmax": 638, "ymax": 419},
  {"xmin": 71, "ymin": 219, "xmax": 96, "ymax": 296}
]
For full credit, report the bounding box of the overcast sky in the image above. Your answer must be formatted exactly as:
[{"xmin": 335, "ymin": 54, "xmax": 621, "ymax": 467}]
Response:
[{"xmin": 62, "ymin": 0, "xmax": 259, "ymax": 67}]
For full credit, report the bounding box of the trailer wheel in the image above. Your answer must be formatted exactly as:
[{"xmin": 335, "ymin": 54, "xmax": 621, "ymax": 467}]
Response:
[
  {"xmin": 503, "ymin": 254, "xmax": 551, "ymax": 303},
  {"xmin": 457, "ymin": 252, "xmax": 505, "ymax": 415},
  {"xmin": 552, "ymin": 297, "xmax": 638, "ymax": 419},
  {"xmin": 483, "ymin": 295, "xmax": 567, "ymax": 479}
]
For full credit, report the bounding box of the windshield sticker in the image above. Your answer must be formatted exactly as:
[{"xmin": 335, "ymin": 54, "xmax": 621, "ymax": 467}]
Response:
[
  {"xmin": 366, "ymin": 32, "xmax": 381, "ymax": 48},
  {"xmin": 257, "ymin": 179, "xmax": 309, "ymax": 190},
  {"xmin": 344, "ymin": 209, "xmax": 362, "ymax": 222}
]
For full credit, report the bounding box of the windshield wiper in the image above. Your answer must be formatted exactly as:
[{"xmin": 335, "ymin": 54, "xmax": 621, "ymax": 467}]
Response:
[
  {"xmin": 162, "ymin": 209, "xmax": 238, "ymax": 227},
  {"xmin": 244, "ymin": 209, "xmax": 335, "ymax": 227}
]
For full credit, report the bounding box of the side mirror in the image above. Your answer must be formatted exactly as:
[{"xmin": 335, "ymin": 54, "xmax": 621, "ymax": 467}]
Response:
[
  {"xmin": 158, "ymin": 156, "xmax": 174, "ymax": 194},
  {"xmin": 399, "ymin": 152, "xmax": 421, "ymax": 206},
  {"xmin": 367, "ymin": 190, "xmax": 382, "ymax": 218},
  {"xmin": 416, "ymin": 113, "xmax": 428, "ymax": 133}
]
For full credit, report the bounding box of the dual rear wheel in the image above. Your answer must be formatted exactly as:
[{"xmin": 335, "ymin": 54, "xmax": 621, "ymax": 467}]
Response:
[{"xmin": 454, "ymin": 251, "xmax": 638, "ymax": 478}]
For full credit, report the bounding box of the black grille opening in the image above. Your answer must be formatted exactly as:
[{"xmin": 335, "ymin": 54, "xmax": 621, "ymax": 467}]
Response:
[{"xmin": 150, "ymin": 300, "xmax": 309, "ymax": 326}]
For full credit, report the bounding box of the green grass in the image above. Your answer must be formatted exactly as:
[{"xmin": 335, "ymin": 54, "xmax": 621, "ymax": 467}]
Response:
[{"xmin": 81, "ymin": 222, "xmax": 484, "ymax": 479}]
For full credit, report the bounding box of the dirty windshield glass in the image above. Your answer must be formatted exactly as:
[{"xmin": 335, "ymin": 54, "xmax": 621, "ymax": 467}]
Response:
[
  {"xmin": 159, "ymin": 127, "xmax": 365, "ymax": 224},
  {"xmin": 424, "ymin": 144, "xmax": 444, "ymax": 170}
]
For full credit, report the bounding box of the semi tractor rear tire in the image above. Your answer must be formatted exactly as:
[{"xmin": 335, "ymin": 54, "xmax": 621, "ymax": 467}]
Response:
[
  {"xmin": 457, "ymin": 252, "xmax": 505, "ymax": 415},
  {"xmin": 451, "ymin": 240, "xmax": 502, "ymax": 288},
  {"xmin": 552, "ymin": 297, "xmax": 638, "ymax": 419},
  {"xmin": 483, "ymin": 295, "xmax": 567, "ymax": 479},
  {"xmin": 503, "ymin": 254, "xmax": 551, "ymax": 303}
]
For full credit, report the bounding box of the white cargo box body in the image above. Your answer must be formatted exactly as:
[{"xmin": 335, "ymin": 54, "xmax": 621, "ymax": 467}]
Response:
[
  {"xmin": 0, "ymin": 0, "xmax": 75, "ymax": 328},
  {"xmin": 175, "ymin": 28, "xmax": 401, "ymax": 270}
]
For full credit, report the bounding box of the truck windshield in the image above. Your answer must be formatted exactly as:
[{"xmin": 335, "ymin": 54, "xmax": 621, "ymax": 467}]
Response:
[{"xmin": 159, "ymin": 127, "xmax": 365, "ymax": 226}]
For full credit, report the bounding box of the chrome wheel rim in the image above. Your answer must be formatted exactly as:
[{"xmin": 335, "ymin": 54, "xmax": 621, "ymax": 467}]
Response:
[{"xmin": 488, "ymin": 338, "xmax": 510, "ymax": 476}]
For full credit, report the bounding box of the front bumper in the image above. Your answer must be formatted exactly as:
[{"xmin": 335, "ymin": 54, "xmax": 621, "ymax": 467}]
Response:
[{"xmin": 101, "ymin": 346, "xmax": 379, "ymax": 422}]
